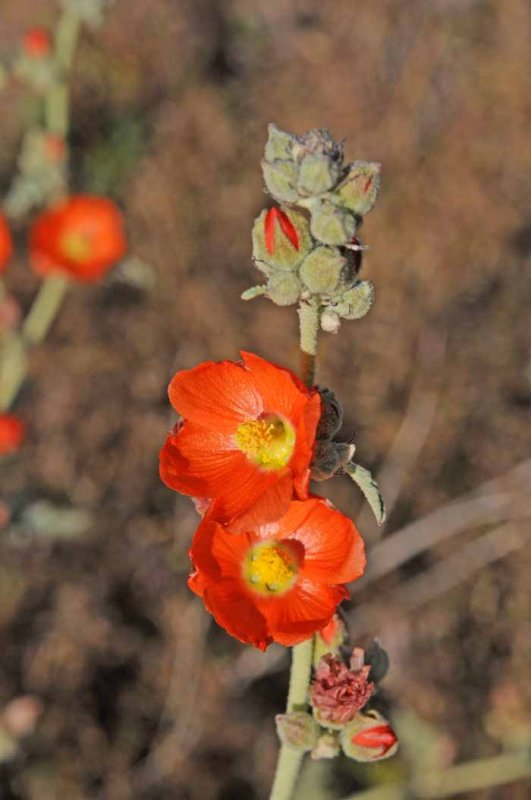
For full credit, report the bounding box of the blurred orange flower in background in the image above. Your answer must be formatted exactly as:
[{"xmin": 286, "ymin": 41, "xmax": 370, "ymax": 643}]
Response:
[
  {"xmin": 29, "ymin": 195, "xmax": 127, "ymax": 282},
  {"xmin": 0, "ymin": 212, "xmax": 13, "ymax": 274},
  {"xmin": 188, "ymin": 497, "xmax": 366, "ymax": 650},
  {"xmin": 0, "ymin": 414, "xmax": 25, "ymax": 456},
  {"xmin": 22, "ymin": 27, "xmax": 52, "ymax": 58},
  {"xmin": 159, "ymin": 352, "xmax": 322, "ymax": 530}
]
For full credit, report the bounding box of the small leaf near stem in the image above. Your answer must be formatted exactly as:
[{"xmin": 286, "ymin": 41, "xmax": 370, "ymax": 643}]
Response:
[{"xmin": 345, "ymin": 462, "xmax": 386, "ymax": 526}]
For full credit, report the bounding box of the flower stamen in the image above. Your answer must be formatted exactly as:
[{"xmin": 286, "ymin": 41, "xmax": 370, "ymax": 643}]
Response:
[
  {"xmin": 235, "ymin": 414, "xmax": 295, "ymax": 470},
  {"xmin": 244, "ymin": 541, "xmax": 298, "ymax": 595}
]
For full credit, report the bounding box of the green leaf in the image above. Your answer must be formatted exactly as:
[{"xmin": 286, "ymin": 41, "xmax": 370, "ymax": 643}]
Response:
[
  {"xmin": 345, "ymin": 462, "xmax": 386, "ymax": 525},
  {"xmin": 241, "ymin": 285, "xmax": 267, "ymax": 300}
]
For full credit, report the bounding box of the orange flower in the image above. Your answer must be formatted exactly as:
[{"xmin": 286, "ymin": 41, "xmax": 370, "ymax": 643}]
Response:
[
  {"xmin": 0, "ymin": 414, "xmax": 25, "ymax": 456},
  {"xmin": 188, "ymin": 497, "xmax": 366, "ymax": 650},
  {"xmin": 0, "ymin": 213, "xmax": 13, "ymax": 275},
  {"xmin": 160, "ymin": 352, "xmax": 321, "ymax": 529},
  {"xmin": 29, "ymin": 196, "xmax": 127, "ymax": 282}
]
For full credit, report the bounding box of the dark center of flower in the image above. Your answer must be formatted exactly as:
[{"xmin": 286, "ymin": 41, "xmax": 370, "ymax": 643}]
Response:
[
  {"xmin": 234, "ymin": 413, "xmax": 295, "ymax": 470},
  {"xmin": 243, "ymin": 541, "xmax": 298, "ymax": 595}
]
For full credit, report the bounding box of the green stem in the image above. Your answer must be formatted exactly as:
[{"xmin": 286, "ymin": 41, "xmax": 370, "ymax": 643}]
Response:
[
  {"xmin": 298, "ymin": 297, "xmax": 320, "ymax": 387},
  {"xmin": 268, "ymin": 295, "xmax": 323, "ymax": 800},
  {"xmin": 269, "ymin": 638, "xmax": 314, "ymax": 800},
  {"xmin": 22, "ymin": 276, "xmax": 70, "ymax": 346}
]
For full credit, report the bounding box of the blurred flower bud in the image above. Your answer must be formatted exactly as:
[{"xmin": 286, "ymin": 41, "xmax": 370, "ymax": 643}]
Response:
[
  {"xmin": 314, "ymin": 614, "xmax": 348, "ymax": 665},
  {"xmin": 0, "ymin": 213, "xmax": 13, "ymax": 274},
  {"xmin": 0, "ymin": 295, "xmax": 22, "ymax": 331},
  {"xmin": 332, "ymin": 280, "xmax": 375, "ymax": 320},
  {"xmin": 252, "ymin": 207, "xmax": 311, "ymax": 273},
  {"xmin": 300, "ymin": 246, "xmax": 346, "ymax": 295},
  {"xmin": 311, "ymin": 440, "xmax": 340, "ymax": 481},
  {"xmin": 311, "ymin": 730, "xmax": 341, "ymax": 760},
  {"xmin": 336, "ymin": 161, "xmax": 381, "ymax": 216},
  {"xmin": 341, "ymin": 711, "xmax": 398, "ymax": 762},
  {"xmin": 61, "ymin": 0, "xmax": 109, "ymax": 27},
  {"xmin": 275, "ymin": 712, "xmax": 319, "ymax": 751},
  {"xmin": 22, "ymin": 28, "xmax": 51, "ymax": 58},
  {"xmin": 321, "ymin": 309, "xmax": 341, "ymax": 334},
  {"xmin": 316, "ymin": 387, "xmax": 343, "ymax": 440},
  {"xmin": 1, "ymin": 696, "xmax": 43, "ymax": 739},
  {"xmin": 267, "ymin": 272, "xmax": 302, "ymax": 306},
  {"xmin": 310, "ymin": 653, "xmax": 374, "ymax": 729},
  {"xmin": 364, "ymin": 639, "xmax": 390, "ymax": 684},
  {"xmin": 0, "ymin": 414, "xmax": 26, "ymax": 456},
  {"xmin": 310, "ymin": 201, "xmax": 357, "ymax": 245}
]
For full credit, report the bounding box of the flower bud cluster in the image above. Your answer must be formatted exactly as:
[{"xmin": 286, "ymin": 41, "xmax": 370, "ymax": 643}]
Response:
[
  {"xmin": 244, "ymin": 125, "xmax": 378, "ymax": 330},
  {"xmin": 306, "ymin": 642, "xmax": 398, "ymax": 763}
]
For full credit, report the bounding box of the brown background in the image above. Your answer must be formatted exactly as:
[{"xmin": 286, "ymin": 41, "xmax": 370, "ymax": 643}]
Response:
[{"xmin": 1, "ymin": 1, "xmax": 530, "ymax": 798}]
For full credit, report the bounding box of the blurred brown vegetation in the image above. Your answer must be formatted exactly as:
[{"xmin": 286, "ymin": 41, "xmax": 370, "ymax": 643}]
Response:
[{"xmin": 0, "ymin": 1, "xmax": 530, "ymax": 798}]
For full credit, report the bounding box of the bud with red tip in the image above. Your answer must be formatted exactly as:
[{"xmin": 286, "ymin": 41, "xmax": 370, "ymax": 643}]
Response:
[
  {"xmin": 0, "ymin": 414, "xmax": 26, "ymax": 456},
  {"xmin": 340, "ymin": 710, "xmax": 399, "ymax": 762}
]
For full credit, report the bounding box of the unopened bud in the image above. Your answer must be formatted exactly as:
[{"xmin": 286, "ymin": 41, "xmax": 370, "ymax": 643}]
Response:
[
  {"xmin": 364, "ymin": 639, "xmax": 390, "ymax": 684},
  {"xmin": 297, "ymin": 153, "xmax": 341, "ymax": 197},
  {"xmin": 321, "ymin": 309, "xmax": 341, "ymax": 334},
  {"xmin": 264, "ymin": 124, "xmax": 296, "ymax": 162},
  {"xmin": 252, "ymin": 207, "xmax": 311, "ymax": 273},
  {"xmin": 341, "ymin": 711, "xmax": 399, "ymax": 762},
  {"xmin": 61, "ymin": 0, "xmax": 108, "ymax": 27},
  {"xmin": 300, "ymin": 246, "xmax": 346, "ymax": 295},
  {"xmin": 310, "ymin": 201, "xmax": 357, "ymax": 245},
  {"xmin": 276, "ymin": 712, "xmax": 319, "ymax": 751},
  {"xmin": 262, "ymin": 159, "xmax": 299, "ymax": 203},
  {"xmin": 22, "ymin": 28, "xmax": 51, "ymax": 58},
  {"xmin": 311, "ymin": 440, "xmax": 340, "ymax": 481},
  {"xmin": 267, "ymin": 272, "xmax": 301, "ymax": 306},
  {"xmin": 311, "ymin": 731, "xmax": 341, "ymax": 760},
  {"xmin": 316, "ymin": 387, "xmax": 343, "ymax": 439},
  {"xmin": 336, "ymin": 161, "xmax": 381, "ymax": 216},
  {"xmin": 333, "ymin": 281, "xmax": 375, "ymax": 320},
  {"xmin": 314, "ymin": 614, "xmax": 348, "ymax": 665}
]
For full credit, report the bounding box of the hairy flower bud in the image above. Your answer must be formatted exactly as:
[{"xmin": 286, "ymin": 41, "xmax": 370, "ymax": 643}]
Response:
[
  {"xmin": 310, "ymin": 653, "xmax": 374, "ymax": 729},
  {"xmin": 321, "ymin": 309, "xmax": 341, "ymax": 334},
  {"xmin": 300, "ymin": 246, "xmax": 346, "ymax": 295},
  {"xmin": 276, "ymin": 712, "xmax": 319, "ymax": 751},
  {"xmin": 336, "ymin": 161, "xmax": 381, "ymax": 215},
  {"xmin": 332, "ymin": 281, "xmax": 375, "ymax": 320},
  {"xmin": 311, "ymin": 440, "xmax": 341, "ymax": 481},
  {"xmin": 310, "ymin": 201, "xmax": 357, "ymax": 245},
  {"xmin": 262, "ymin": 159, "xmax": 299, "ymax": 203},
  {"xmin": 267, "ymin": 272, "xmax": 302, "ymax": 306},
  {"xmin": 264, "ymin": 124, "xmax": 296, "ymax": 162},
  {"xmin": 252, "ymin": 207, "xmax": 311, "ymax": 273},
  {"xmin": 316, "ymin": 387, "xmax": 343, "ymax": 440},
  {"xmin": 311, "ymin": 731, "xmax": 341, "ymax": 760},
  {"xmin": 340, "ymin": 711, "xmax": 398, "ymax": 762}
]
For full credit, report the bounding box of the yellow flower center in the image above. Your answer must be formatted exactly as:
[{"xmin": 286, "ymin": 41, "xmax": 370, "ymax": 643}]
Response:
[
  {"xmin": 244, "ymin": 541, "xmax": 298, "ymax": 595},
  {"xmin": 61, "ymin": 232, "xmax": 92, "ymax": 263},
  {"xmin": 234, "ymin": 414, "xmax": 295, "ymax": 470}
]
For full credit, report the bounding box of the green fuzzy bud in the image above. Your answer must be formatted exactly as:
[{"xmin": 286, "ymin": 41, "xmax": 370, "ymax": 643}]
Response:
[
  {"xmin": 340, "ymin": 711, "xmax": 398, "ymax": 762},
  {"xmin": 262, "ymin": 159, "xmax": 299, "ymax": 203},
  {"xmin": 311, "ymin": 731, "xmax": 341, "ymax": 760},
  {"xmin": 310, "ymin": 201, "xmax": 357, "ymax": 245},
  {"xmin": 297, "ymin": 153, "xmax": 341, "ymax": 197},
  {"xmin": 320, "ymin": 308, "xmax": 341, "ymax": 334},
  {"xmin": 267, "ymin": 272, "xmax": 301, "ymax": 306},
  {"xmin": 333, "ymin": 280, "xmax": 375, "ymax": 320},
  {"xmin": 336, "ymin": 161, "xmax": 381, "ymax": 215},
  {"xmin": 300, "ymin": 246, "xmax": 346, "ymax": 295},
  {"xmin": 276, "ymin": 712, "xmax": 319, "ymax": 752},
  {"xmin": 264, "ymin": 123, "xmax": 296, "ymax": 162},
  {"xmin": 252, "ymin": 208, "xmax": 311, "ymax": 273}
]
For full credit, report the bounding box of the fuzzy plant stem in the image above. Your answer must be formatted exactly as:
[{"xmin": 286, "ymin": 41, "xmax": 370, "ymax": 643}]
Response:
[
  {"xmin": 268, "ymin": 296, "xmax": 322, "ymax": 800},
  {"xmin": 298, "ymin": 297, "xmax": 320, "ymax": 387},
  {"xmin": 268, "ymin": 637, "xmax": 314, "ymax": 800}
]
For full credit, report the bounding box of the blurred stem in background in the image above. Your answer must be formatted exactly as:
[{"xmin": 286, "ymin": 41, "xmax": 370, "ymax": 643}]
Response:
[{"xmin": 0, "ymin": 8, "xmax": 81, "ymax": 412}]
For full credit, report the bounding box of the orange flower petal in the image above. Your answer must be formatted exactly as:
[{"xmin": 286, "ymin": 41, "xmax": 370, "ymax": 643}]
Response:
[{"xmin": 168, "ymin": 360, "xmax": 262, "ymax": 432}]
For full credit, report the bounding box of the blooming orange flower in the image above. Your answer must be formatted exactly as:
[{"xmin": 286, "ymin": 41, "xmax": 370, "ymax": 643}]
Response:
[
  {"xmin": 0, "ymin": 213, "xmax": 13, "ymax": 275},
  {"xmin": 22, "ymin": 28, "xmax": 51, "ymax": 58},
  {"xmin": 0, "ymin": 414, "xmax": 25, "ymax": 456},
  {"xmin": 188, "ymin": 497, "xmax": 366, "ymax": 650},
  {"xmin": 29, "ymin": 196, "xmax": 127, "ymax": 282},
  {"xmin": 160, "ymin": 352, "xmax": 322, "ymax": 529}
]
